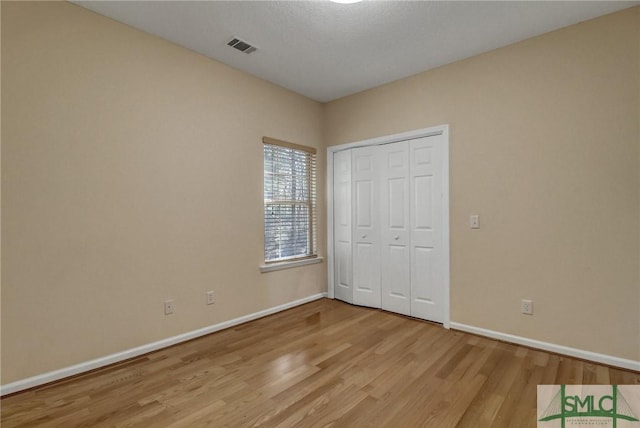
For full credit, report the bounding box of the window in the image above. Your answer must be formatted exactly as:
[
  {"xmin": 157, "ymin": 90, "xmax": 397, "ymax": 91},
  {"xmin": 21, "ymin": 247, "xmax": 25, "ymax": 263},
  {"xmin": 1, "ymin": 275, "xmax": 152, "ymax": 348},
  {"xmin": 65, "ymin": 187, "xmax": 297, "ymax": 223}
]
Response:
[{"xmin": 263, "ymin": 137, "xmax": 317, "ymax": 264}]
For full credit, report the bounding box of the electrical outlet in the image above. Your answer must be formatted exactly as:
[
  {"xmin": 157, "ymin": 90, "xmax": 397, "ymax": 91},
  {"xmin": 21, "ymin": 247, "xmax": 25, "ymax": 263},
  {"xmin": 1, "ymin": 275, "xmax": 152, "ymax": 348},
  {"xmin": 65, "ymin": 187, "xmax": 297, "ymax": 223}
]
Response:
[
  {"xmin": 164, "ymin": 299, "xmax": 174, "ymax": 315},
  {"xmin": 206, "ymin": 290, "xmax": 215, "ymax": 305},
  {"xmin": 521, "ymin": 299, "xmax": 533, "ymax": 315}
]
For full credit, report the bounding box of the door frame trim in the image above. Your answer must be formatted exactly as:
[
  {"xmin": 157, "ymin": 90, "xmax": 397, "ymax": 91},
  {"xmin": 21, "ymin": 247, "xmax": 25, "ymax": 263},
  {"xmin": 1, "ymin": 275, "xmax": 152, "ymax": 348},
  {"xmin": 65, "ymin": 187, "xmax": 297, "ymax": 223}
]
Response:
[{"xmin": 327, "ymin": 125, "xmax": 450, "ymax": 328}]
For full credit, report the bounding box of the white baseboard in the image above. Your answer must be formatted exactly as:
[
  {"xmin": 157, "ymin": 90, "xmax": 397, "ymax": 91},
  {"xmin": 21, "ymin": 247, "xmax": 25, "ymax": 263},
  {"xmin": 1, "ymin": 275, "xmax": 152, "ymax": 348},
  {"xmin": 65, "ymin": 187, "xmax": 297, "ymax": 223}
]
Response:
[
  {"xmin": 450, "ymin": 322, "xmax": 640, "ymax": 372},
  {"xmin": 1, "ymin": 292, "xmax": 327, "ymax": 396}
]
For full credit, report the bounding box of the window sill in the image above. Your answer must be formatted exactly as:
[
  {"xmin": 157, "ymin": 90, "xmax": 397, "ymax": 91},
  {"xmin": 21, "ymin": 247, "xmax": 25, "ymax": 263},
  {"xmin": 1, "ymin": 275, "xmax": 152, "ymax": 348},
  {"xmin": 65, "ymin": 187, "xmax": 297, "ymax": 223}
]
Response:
[{"xmin": 259, "ymin": 257, "xmax": 324, "ymax": 273}]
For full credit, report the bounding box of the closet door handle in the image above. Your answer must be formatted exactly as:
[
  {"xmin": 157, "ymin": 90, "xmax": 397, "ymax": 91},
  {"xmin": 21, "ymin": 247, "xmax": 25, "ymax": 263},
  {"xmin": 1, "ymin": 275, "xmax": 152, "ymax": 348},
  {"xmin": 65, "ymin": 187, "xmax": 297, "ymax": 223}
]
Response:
[
  {"xmin": 361, "ymin": 234, "xmax": 367, "ymax": 239},
  {"xmin": 394, "ymin": 235, "xmax": 400, "ymax": 240}
]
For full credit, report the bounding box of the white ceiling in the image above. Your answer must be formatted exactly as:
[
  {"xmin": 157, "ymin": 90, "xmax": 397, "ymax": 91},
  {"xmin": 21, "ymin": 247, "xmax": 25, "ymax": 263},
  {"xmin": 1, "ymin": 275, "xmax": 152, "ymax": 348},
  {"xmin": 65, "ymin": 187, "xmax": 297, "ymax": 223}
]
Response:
[{"xmin": 74, "ymin": 1, "xmax": 639, "ymax": 103}]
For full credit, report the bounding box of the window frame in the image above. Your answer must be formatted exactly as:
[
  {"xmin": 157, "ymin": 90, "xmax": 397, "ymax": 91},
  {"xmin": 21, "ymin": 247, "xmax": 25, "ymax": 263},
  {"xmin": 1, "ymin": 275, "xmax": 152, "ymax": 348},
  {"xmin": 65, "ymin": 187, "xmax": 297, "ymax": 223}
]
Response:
[{"xmin": 262, "ymin": 137, "xmax": 318, "ymax": 267}]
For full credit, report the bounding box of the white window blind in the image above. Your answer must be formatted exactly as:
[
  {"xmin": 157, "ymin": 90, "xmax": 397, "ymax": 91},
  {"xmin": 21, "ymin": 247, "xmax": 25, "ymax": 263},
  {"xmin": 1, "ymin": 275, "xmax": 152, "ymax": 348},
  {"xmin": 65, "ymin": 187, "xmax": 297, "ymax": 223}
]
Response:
[{"xmin": 263, "ymin": 137, "xmax": 317, "ymax": 263}]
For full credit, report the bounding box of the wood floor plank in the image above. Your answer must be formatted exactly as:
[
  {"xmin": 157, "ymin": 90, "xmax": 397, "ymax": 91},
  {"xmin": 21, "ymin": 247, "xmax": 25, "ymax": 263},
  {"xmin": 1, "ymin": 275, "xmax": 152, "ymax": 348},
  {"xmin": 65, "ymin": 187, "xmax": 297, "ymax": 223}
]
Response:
[{"xmin": 2, "ymin": 298, "xmax": 638, "ymax": 427}]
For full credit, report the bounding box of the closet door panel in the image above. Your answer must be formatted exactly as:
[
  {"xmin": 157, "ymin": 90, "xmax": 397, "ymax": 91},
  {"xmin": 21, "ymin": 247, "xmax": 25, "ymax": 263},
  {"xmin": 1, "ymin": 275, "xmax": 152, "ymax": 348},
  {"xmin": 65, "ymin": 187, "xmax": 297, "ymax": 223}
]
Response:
[
  {"xmin": 352, "ymin": 147, "xmax": 381, "ymax": 308},
  {"xmin": 410, "ymin": 136, "xmax": 444, "ymax": 322},
  {"xmin": 333, "ymin": 150, "xmax": 353, "ymax": 303},
  {"xmin": 379, "ymin": 142, "xmax": 411, "ymax": 316}
]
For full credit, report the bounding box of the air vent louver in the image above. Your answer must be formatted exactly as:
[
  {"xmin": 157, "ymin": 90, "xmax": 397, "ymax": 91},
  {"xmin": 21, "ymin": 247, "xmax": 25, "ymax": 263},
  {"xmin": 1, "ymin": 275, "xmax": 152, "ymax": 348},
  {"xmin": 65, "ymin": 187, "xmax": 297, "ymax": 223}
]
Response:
[{"xmin": 227, "ymin": 37, "xmax": 257, "ymax": 54}]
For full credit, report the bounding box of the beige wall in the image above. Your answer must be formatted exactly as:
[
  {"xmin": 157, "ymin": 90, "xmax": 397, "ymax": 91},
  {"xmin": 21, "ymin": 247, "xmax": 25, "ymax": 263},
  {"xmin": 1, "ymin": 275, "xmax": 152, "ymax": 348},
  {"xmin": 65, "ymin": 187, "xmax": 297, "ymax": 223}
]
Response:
[
  {"xmin": 326, "ymin": 7, "xmax": 640, "ymax": 361},
  {"xmin": 1, "ymin": 1, "xmax": 325, "ymax": 384}
]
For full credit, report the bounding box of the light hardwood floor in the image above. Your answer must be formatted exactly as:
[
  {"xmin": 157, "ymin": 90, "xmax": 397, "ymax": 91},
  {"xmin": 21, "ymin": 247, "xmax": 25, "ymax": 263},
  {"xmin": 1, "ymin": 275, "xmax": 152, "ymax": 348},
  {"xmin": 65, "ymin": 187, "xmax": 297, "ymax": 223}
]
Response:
[{"xmin": 2, "ymin": 298, "xmax": 638, "ymax": 427}]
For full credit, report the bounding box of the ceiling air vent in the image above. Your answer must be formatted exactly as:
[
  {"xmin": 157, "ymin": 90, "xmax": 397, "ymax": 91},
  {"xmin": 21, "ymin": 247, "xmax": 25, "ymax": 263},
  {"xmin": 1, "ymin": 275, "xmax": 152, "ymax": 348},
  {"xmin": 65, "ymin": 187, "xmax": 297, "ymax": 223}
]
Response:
[{"xmin": 227, "ymin": 38, "xmax": 257, "ymax": 54}]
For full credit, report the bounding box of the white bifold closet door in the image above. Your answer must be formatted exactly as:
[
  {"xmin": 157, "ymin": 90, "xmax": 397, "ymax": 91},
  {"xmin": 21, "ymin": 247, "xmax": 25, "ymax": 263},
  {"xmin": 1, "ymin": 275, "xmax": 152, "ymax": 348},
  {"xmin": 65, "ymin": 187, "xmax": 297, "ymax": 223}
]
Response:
[
  {"xmin": 332, "ymin": 133, "xmax": 446, "ymax": 324},
  {"xmin": 352, "ymin": 146, "xmax": 381, "ymax": 308},
  {"xmin": 379, "ymin": 141, "xmax": 411, "ymax": 316},
  {"xmin": 409, "ymin": 137, "xmax": 445, "ymax": 323},
  {"xmin": 333, "ymin": 149, "xmax": 353, "ymax": 304}
]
